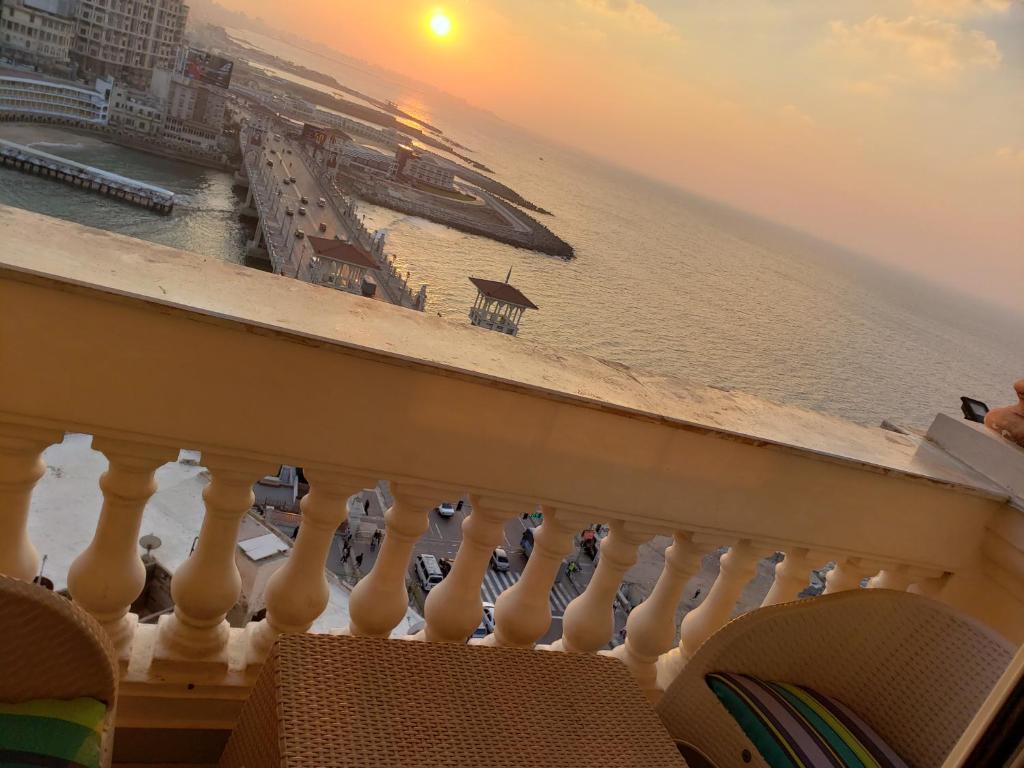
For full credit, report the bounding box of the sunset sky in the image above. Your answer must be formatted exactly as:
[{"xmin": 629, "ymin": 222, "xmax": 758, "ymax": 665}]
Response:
[{"xmin": 217, "ymin": 0, "xmax": 1023, "ymax": 312}]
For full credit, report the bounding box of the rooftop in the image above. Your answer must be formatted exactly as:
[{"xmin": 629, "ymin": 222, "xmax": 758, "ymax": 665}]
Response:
[
  {"xmin": 308, "ymin": 236, "xmax": 378, "ymax": 269},
  {"xmin": 469, "ymin": 276, "xmax": 540, "ymax": 311}
]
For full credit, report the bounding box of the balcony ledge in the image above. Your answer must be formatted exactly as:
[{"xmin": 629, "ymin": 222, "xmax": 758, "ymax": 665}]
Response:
[{"xmin": 0, "ymin": 204, "xmax": 1005, "ymax": 502}]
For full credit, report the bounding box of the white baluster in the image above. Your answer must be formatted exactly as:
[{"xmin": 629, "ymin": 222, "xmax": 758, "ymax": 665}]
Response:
[
  {"xmin": 156, "ymin": 453, "xmax": 274, "ymax": 664},
  {"xmin": 246, "ymin": 469, "xmax": 372, "ymax": 664},
  {"xmin": 823, "ymin": 556, "xmax": 877, "ymax": 594},
  {"xmin": 676, "ymin": 540, "xmax": 769, "ymax": 660},
  {"xmin": 762, "ymin": 547, "xmax": 821, "ymax": 607},
  {"xmin": 67, "ymin": 438, "xmax": 178, "ymax": 657},
  {"xmin": 614, "ymin": 531, "xmax": 709, "ymax": 698},
  {"xmin": 485, "ymin": 508, "xmax": 582, "ymax": 648},
  {"xmin": 346, "ymin": 483, "xmax": 437, "ymax": 637},
  {"xmin": 869, "ymin": 564, "xmax": 930, "ymax": 591},
  {"xmin": 0, "ymin": 423, "xmax": 62, "ymax": 581},
  {"xmin": 909, "ymin": 572, "xmax": 948, "ymax": 598},
  {"xmin": 551, "ymin": 522, "xmax": 654, "ymax": 653},
  {"xmin": 422, "ymin": 495, "xmax": 518, "ymax": 643}
]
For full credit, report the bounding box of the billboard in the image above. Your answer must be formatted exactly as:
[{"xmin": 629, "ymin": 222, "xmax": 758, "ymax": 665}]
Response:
[
  {"xmin": 182, "ymin": 48, "xmax": 234, "ymax": 89},
  {"xmin": 301, "ymin": 123, "xmax": 330, "ymax": 147}
]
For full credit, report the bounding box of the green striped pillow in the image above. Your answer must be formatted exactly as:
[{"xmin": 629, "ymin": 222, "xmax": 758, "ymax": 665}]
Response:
[
  {"xmin": 0, "ymin": 698, "xmax": 106, "ymax": 768},
  {"xmin": 706, "ymin": 673, "xmax": 908, "ymax": 768}
]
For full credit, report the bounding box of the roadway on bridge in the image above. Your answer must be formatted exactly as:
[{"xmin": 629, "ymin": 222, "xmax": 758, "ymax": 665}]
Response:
[{"xmin": 252, "ymin": 132, "xmax": 351, "ymax": 273}]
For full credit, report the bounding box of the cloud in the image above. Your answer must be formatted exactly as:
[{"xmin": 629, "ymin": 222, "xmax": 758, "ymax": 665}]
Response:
[
  {"xmin": 576, "ymin": 0, "xmax": 680, "ymax": 41},
  {"xmin": 911, "ymin": 0, "xmax": 1013, "ymax": 18},
  {"xmin": 826, "ymin": 16, "xmax": 1002, "ymax": 89}
]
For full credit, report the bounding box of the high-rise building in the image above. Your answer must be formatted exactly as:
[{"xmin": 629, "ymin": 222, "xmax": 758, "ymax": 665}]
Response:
[
  {"xmin": 150, "ymin": 65, "xmax": 227, "ymax": 151},
  {"xmin": 71, "ymin": 0, "xmax": 187, "ymax": 89},
  {"xmin": 0, "ymin": 0, "xmax": 77, "ymax": 72}
]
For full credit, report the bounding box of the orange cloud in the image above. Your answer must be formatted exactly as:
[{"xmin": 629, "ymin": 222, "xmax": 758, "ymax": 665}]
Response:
[
  {"xmin": 826, "ymin": 15, "xmax": 1001, "ymax": 89},
  {"xmin": 575, "ymin": 0, "xmax": 679, "ymax": 41}
]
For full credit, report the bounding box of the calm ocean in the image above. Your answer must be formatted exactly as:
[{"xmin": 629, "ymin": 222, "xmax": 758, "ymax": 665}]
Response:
[{"xmin": 1, "ymin": 29, "xmax": 1021, "ymax": 429}]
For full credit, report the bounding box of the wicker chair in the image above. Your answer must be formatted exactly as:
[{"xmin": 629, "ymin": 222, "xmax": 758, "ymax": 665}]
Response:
[
  {"xmin": 0, "ymin": 574, "xmax": 118, "ymax": 767},
  {"xmin": 657, "ymin": 590, "xmax": 1014, "ymax": 768}
]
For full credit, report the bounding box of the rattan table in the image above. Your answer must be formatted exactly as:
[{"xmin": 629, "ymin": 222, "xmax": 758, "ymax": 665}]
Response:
[{"xmin": 220, "ymin": 633, "xmax": 687, "ymax": 767}]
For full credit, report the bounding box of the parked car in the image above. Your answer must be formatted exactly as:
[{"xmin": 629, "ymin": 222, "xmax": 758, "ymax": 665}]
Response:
[
  {"xmin": 414, "ymin": 553, "xmax": 444, "ymax": 592},
  {"xmin": 298, "ymin": 206, "xmax": 307, "ymax": 216},
  {"xmin": 266, "ymin": 159, "xmax": 273, "ymax": 167},
  {"xmin": 470, "ymin": 602, "xmax": 495, "ymax": 640},
  {"xmin": 521, "ymin": 528, "xmax": 536, "ymax": 558},
  {"xmin": 289, "ymin": 175, "xmax": 297, "ymax": 183},
  {"xmin": 317, "ymin": 197, "xmax": 327, "ymax": 208},
  {"xmin": 318, "ymin": 222, "xmax": 328, "ymax": 233},
  {"xmin": 435, "ymin": 502, "xmax": 456, "ymax": 518},
  {"xmin": 294, "ymin": 229, "xmax": 305, "ymax": 239},
  {"xmin": 285, "ymin": 206, "xmax": 295, "ymax": 216},
  {"xmin": 490, "ymin": 547, "xmax": 510, "ymax": 572},
  {"xmin": 300, "ymin": 195, "xmax": 309, "ymax": 205}
]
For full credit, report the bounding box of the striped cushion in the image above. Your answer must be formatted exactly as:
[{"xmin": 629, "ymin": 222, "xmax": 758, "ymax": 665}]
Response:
[
  {"xmin": 706, "ymin": 673, "xmax": 908, "ymax": 768},
  {"xmin": 0, "ymin": 698, "xmax": 106, "ymax": 768}
]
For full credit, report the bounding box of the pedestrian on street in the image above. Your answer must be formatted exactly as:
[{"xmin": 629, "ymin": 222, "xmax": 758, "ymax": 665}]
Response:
[
  {"xmin": 363, "ymin": 498, "xmax": 369, "ymax": 514},
  {"xmin": 456, "ymin": 499, "xmax": 464, "ymax": 512},
  {"xmin": 355, "ymin": 553, "xmax": 364, "ymax": 568}
]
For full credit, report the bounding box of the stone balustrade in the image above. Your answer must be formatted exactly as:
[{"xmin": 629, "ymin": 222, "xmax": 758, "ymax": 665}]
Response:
[{"xmin": 1, "ymin": 204, "xmax": 1021, "ymax": 741}]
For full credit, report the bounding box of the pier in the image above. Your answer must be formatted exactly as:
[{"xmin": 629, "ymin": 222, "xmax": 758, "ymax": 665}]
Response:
[{"xmin": 0, "ymin": 139, "xmax": 174, "ymax": 214}]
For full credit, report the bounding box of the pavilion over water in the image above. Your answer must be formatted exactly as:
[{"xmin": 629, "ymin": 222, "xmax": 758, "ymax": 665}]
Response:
[{"xmin": 468, "ymin": 272, "xmax": 538, "ymax": 336}]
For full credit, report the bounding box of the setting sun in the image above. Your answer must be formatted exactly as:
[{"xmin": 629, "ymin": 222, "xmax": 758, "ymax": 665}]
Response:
[{"xmin": 429, "ymin": 11, "xmax": 452, "ymax": 37}]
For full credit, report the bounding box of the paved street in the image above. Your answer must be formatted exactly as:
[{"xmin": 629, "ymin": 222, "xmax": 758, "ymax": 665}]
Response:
[
  {"xmin": 243, "ymin": 126, "xmax": 358, "ymax": 277},
  {"xmin": 321, "ymin": 488, "xmax": 598, "ymax": 643}
]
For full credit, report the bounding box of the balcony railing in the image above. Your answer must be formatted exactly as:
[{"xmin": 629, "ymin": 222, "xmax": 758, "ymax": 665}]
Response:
[{"xmin": 0, "ymin": 204, "xmax": 1021, "ymax": 758}]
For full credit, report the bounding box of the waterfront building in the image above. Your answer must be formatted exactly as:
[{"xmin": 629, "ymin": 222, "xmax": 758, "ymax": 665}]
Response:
[
  {"xmin": 108, "ymin": 81, "xmax": 163, "ymax": 134},
  {"xmin": 0, "ymin": 0, "xmax": 76, "ymax": 72},
  {"xmin": 468, "ymin": 273, "xmax": 538, "ymax": 336},
  {"xmin": 0, "ymin": 66, "xmax": 110, "ymax": 123},
  {"xmin": 307, "ymin": 236, "xmax": 379, "ymax": 294},
  {"xmin": 395, "ymin": 143, "xmax": 455, "ymax": 189},
  {"xmin": 151, "ymin": 67, "xmax": 227, "ymax": 151},
  {"xmin": 339, "ymin": 141, "xmax": 397, "ymax": 178},
  {"xmin": 313, "ymin": 107, "xmax": 401, "ymax": 148},
  {"xmin": 71, "ymin": 0, "xmax": 187, "ymax": 89}
]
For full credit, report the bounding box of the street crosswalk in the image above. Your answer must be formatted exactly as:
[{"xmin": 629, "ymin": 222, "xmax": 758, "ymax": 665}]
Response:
[{"xmin": 480, "ymin": 569, "xmax": 576, "ymax": 617}]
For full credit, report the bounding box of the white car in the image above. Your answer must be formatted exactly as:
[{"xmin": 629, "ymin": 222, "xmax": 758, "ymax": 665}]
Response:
[
  {"xmin": 490, "ymin": 547, "xmax": 510, "ymax": 572},
  {"xmin": 414, "ymin": 553, "xmax": 444, "ymax": 592},
  {"xmin": 435, "ymin": 502, "xmax": 456, "ymax": 518},
  {"xmin": 317, "ymin": 197, "xmax": 327, "ymax": 208},
  {"xmin": 470, "ymin": 602, "xmax": 495, "ymax": 640},
  {"xmin": 298, "ymin": 206, "xmax": 307, "ymax": 216}
]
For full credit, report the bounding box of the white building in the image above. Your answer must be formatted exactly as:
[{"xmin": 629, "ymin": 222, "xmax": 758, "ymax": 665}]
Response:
[
  {"xmin": 150, "ymin": 67, "xmax": 226, "ymax": 151},
  {"xmin": 0, "ymin": 0, "xmax": 76, "ymax": 70},
  {"xmin": 72, "ymin": 0, "xmax": 187, "ymax": 88},
  {"xmin": 108, "ymin": 81, "xmax": 163, "ymax": 134},
  {"xmin": 404, "ymin": 156, "xmax": 455, "ymax": 190},
  {"xmin": 0, "ymin": 67, "xmax": 111, "ymax": 123}
]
